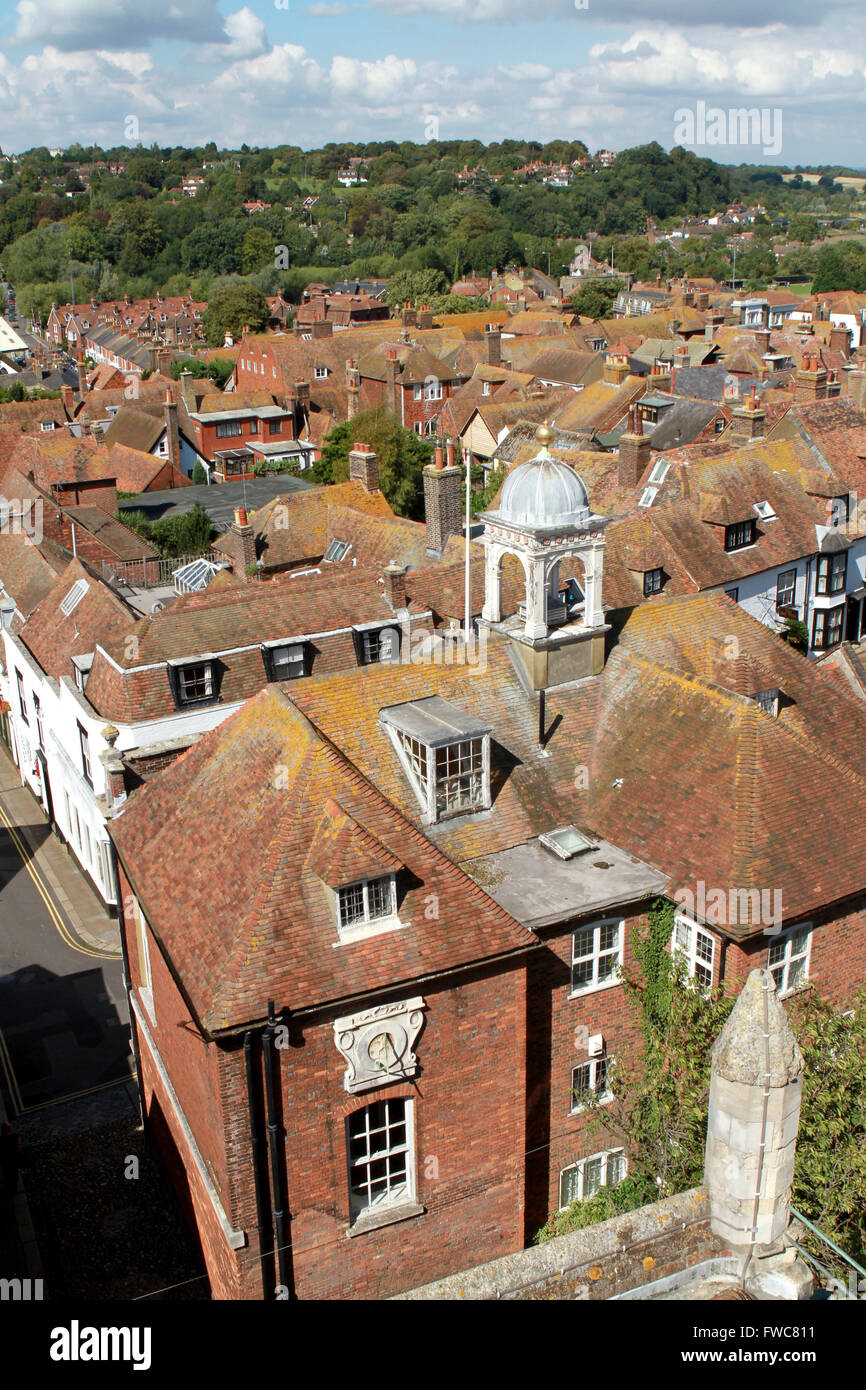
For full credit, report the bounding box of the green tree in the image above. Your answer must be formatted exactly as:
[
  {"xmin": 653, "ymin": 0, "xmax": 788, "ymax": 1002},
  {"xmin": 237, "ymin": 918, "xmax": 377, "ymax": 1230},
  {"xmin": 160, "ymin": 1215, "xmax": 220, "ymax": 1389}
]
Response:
[
  {"xmin": 383, "ymin": 268, "xmax": 448, "ymax": 309},
  {"xmin": 316, "ymin": 407, "xmax": 432, "ymax": 518},
  {"xmin": 191, "ymin": 460, "xmax": 208, "ymax": 485},
  {"xmin": 569, "ymin": 279, "xmax": 620, "ymax": 320},
  {"xmin": 202, "ymin": 281, "xmax": 269, "ymax": 345}
]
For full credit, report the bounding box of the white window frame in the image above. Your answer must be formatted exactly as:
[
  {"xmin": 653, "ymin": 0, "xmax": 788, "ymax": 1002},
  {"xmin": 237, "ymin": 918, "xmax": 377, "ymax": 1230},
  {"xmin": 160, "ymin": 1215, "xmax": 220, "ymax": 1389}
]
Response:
[
  {"xmin": 413, "ymin": 384, "xmax": 423, "ymax": 401},
  {"xmin": 314, "ymin": 365, "xmax": 328, "ymax": 379},
  {"xmin": 134, "ymin": 897, "xmax": 156, "ymax": 1025},
  {"xmin": 569, "ymin": 918, "xmax": 624, "ymax": 996},
  {"xmin": 346, "ymin": 1097, "xmax": 415, "ymax": 1223},
  {"xmin": 175, "ymin": 661, "xmax": 214, "ymax": 705},
  {"xmin": 570, "ymin": 1053, "xmax": 613, "ymax": 1113},
  {"xmin": 559, "ymin": 1148, "xmax": 626, "ymax": 1209},
  {"xmin": 335, "ymin": 874, "xmax": 398, "ymax": 941},
  {"xmin": 389, "ymin": 727, "xmax": 490, "ymax": 823},
  {"xmin": 672, "ymin": 914, "xmax": 716, "ymax": 991},
  {"xmin": 776, "ymin": 568, "xmax": 796, "ymax": 610},
  {"xmin": 767, "ymin": 922, "xmax": 811, "ymax": 998}
]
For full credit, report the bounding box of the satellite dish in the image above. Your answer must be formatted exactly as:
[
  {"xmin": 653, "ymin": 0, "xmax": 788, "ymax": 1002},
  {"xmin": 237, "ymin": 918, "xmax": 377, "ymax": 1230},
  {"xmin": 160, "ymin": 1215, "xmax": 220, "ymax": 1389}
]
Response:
[{"xmin": 151, "ymin": 600, "xmax": 165, "ymax": 614}]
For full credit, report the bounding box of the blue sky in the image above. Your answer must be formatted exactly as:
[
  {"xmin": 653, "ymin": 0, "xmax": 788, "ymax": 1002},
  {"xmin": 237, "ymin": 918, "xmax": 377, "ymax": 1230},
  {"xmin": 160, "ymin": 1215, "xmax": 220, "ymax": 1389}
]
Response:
[{"xmin": 0, "ymin": 0, "xmax": 864, "ymax": 164}]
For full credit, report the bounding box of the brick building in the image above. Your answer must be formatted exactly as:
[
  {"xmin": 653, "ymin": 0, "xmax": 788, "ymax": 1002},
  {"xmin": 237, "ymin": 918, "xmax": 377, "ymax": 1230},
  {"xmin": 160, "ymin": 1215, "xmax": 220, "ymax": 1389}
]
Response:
[{"xmin": 106, "ymin": 433, "xmax": 866, "ymax": 1299}]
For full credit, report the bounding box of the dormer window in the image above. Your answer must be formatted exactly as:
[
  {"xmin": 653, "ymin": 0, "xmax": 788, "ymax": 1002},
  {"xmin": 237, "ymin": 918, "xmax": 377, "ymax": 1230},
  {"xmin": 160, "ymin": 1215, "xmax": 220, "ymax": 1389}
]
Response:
[
  {"xmin": 336, "ymin": 874, "xmax": 397, "ymax": 938},
  {"xmin": 314, "ymin": 365, "xmax": 328, "ymax": 378},
  {"xmin": 754, "ymin": 687, "xmax": 780, "ymax": 718},
  {"xmin": 643, "ymin": 568, "xmax": 663, "ymax": 597},
  {"xmin": 724, "ymin": 519, "xmax": 756, "ymax": 551},
  {"xmin": 830, "ymin": 496, "xmax": 848, "ymax": 527},
  {"xmin": 174, "ymin": 660, "xmax": 214, "ymax": 705},
  {"xmin": 381, "ymin": 697, "xmax": 492, "ymax": 823},
  {"xmin": 265, "ymin": 642, "xmax": 306, "ymax": 681}
]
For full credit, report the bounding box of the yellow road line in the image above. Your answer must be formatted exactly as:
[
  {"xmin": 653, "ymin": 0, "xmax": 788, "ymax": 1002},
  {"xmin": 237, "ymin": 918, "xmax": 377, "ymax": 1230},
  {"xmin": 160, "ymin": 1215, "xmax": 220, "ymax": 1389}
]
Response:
[
  {"xmin": 0, "ymin": 1026, "xmax": 24, "ymax": 1112},
  {"xmin": 0, "ymin": 800, "xmax": 117, "ymax": 960}
]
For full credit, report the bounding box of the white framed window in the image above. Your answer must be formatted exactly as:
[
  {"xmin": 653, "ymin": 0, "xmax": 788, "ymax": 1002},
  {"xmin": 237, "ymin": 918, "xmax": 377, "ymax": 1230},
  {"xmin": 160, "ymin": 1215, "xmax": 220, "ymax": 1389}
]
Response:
[
  {"xmin": 314, "ymin": 365, "xmax": 328, "ymax": 379},
  {"xmin": 175, "ymin": 661, "xmax": 214, "ymax": 704},
  {"xmin": 396, "ymin": 731, "xmax": 487, "ymax": 819},
  {"xmin": 133, "ymin": 897, "xmax": 156, "ymax": 1024},
  {"xmin": 382, "ymin": 699, "xmax": 492, "ymax": 824},
  {"xmin": 559, "ymin": 1149, "xmax": 626, "ymax": 1208},
  {"xmin": 570, "ymin": 919, "xmax": 623, "ymax": 994},
  {"xmin": 267, "ymin": 643, "xmax": 305, "ymax": 681},
  {"xmin": 423, "ymin": 380, "xmax": 442, "ymax": 401},
  {"xmin": 672, "ymin": 914, "xmax": 715, "ymax": 991},
  {"xmin": 346, "ymin": 1098, "xmax": 414, "ymax": 1221},
  {"xmin": 413, "ymin": 384, "xmax": 423, "ymax": 401},
  {"xmin": 768, "ymin": 923, "xmax": 811, "ymax": 997},
  {"xmin": 336, "ymin": 875, "xmax": 397, "ymax": 938},
  {"xmin": 360, "ymin": 627, "xmax": 399, "ymax": 664},
  {"xmin": 570, "ymin": 1052, "xmax": 612, "ymax": 1112},
  {"xmin": 77, "ymin": 721, "xmax": 92, "ymax": 787},
  {"xmin": 776, "ymin": 569, "xmax": 796, "ymax": 610}
]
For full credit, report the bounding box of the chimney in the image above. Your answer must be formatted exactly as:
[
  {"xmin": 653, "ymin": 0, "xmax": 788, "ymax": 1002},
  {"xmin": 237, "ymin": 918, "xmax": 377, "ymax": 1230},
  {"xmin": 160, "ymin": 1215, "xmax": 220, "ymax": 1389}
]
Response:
[
  {"xmin": 230, "ymin": 506, "xmax": 256, "ymax": 578},
  {"xmin": 485, "ymin": 324, "xmax": 502, "ymax": 367},
  {"xmin": 618, "ymin": 405, "xmax": 651, "ymax": 488},
  {"xmin": 383, "ymin": 561, "xmax": 407, "ymax": 610},
  {"xmin": 61, "ymin": 384, "xmax": 74, "ymax": 415},
  {"xmin": 157, "ymin": 348, "xmax": 173, "ymax": 379},
  {"xmin": 77, "ymin": 354, "xmax": 88, "ymax": 396},
  {"xmin": 603, "ymin": 352, "xmax": 630, "ymax": 387},
  {"xmin": 417, "ymin": 306, "xmax": 434, "ymax": 331},
  {"xmin": 347, "ymin": 360, "xmax": 360, "ymax": 421},
  {"xmin": 294, "ymin": 380, "xmax": 311, "ymax": 412},
  {"xmin": 348, "ymin": 442, "xmax": 380, "ymax": 493},
  {"xmin": 730, "ymin": 385, "xmax": 765, "ymax": 440},
  {"xmin": 828, "ymin": 324, "xmax": 851, "ymax": 359},
  {"xmin": 649, "ymin": 362, "xmax": 672, "ymax": 393},
  {"xmin": 753, "ymin": 327, "xmax": 771, "ymax": 354},
  {"xmin": 179, "ymin": 368, "xmax": 197, "ymax": 411},
  {"xmin": 311, "ymin": 320, "xmax": 332, "ymax": 339},
  {"xmin": 401, "ymin": 304, "xmax": 417, "ymax": 329},
  {"xmin": 164, "ymin": 391, "xmax": 180, "ymax": 471},
  {"xmin": 847, "ymin": 368, "xmax": 866, "ymax": 410},
  {"xmin": 385, "ymin": 349, "xmax": 400, "ymax": 416},
  {"xmin": 794, "ymin": 353, "xmax": 828, "ymax": 401},
  {"xmin": 423, "ymin": 438, "xmax": 463, "ymax": 555}
]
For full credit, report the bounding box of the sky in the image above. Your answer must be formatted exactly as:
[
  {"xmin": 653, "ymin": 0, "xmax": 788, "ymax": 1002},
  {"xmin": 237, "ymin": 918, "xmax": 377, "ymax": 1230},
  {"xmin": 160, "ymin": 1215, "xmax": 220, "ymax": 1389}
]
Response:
[{"xmin": 0, "ymin": 0, "xmax": 864, "ymax": 165}]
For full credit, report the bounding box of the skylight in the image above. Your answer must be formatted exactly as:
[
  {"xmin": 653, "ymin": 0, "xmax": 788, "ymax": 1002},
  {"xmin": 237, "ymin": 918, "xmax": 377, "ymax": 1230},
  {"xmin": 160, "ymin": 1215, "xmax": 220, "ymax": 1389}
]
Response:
[
  {"xmin": 753, "ymin": 500, "xmax": 776, "ymax": 521},
  {"xmin": 648, "ymin": 460, "xmax": 670, "ymax": 486},
  {"xmin": 638, "ymin": 487, "xmax": 658, "ymax": 508},
  {"xmin": 539, "ymin": 826, "xmax": 598, "ymax": 860},
  {"xmin": 323, "ymin": 540, "xmax": 351, "ymax": 563},
  {"xmin": 59, "ymin": 578, "xmax": 89, "ymax": 616}
]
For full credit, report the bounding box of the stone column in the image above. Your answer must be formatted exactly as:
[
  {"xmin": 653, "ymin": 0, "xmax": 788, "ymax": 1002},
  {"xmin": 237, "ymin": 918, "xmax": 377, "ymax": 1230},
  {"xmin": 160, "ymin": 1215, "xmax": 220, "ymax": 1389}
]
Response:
[
  {"xmin": 524, "ymin": 552, "xmax": 548, "ymax": 640},
  {"xmin": 482, "ymin": 543, "xmax": 503, "ymax": 624},
  {"xmin": 582, "ymin": 542, "xmax": 605, "ymax": 628},
  {"xmin": 705, "ymin": 969, "xmax": 803, "ymax": 1253}
]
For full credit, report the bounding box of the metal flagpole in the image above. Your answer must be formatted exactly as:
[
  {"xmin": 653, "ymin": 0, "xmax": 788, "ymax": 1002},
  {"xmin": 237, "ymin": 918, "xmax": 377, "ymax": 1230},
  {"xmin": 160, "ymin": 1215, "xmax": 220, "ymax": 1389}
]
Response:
[{"xmin": 464, "ymin": 442, "xmax": 471, "ymax": 644}]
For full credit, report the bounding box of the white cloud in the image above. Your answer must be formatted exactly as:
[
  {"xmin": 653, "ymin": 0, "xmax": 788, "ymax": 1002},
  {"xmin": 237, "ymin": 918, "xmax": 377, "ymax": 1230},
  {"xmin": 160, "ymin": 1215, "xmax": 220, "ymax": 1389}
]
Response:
[{"xmin": 196, "ymin": 7, "xmax": 268, "ymax": 64}]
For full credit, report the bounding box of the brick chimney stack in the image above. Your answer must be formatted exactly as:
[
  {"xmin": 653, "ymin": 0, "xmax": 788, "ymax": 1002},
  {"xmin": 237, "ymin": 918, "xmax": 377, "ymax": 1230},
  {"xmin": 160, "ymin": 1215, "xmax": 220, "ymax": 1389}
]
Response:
[
  {"xmin": 229, "ymin": 506, "xmax": 256, "ymax": 578},
  {"xmin": 828, "ymin": 324, "xmax": 851, "ymax": 358},
  {"xmin": 348, "ymin": 442, "xmax": 380, "ymax": 493},
  {"xmin": 385, "ymin": 349, "xmax": 400, "ymax": 416},
  {"xmin": 485, "ymin": 324, "xmax": 502, "ymax": 367},
  {"xmin": 618, "ymin": 405, "xmax": 651, "ymax": 488},
  {"xmin": 649, "ymin": 362, "xmax": 672, "ymax": 393},
  {"xmin": 730, "ymin": 384, "xmax": 765, "ymax": 440},
  {"xmin": 383, "ymin": 561, "xmax": 408, "ymax": 610},
  {"xmin": 61, "ymin": 384, "xmax": 74, "ymax": 415},
  {"xmin": 346, "ymin": 358, "xmax": 360, "ymax": 420},
  {"xmin": 164, "ymin": 390, "xmax": 181, "ymax": 472},
  {"xmin": 603, "ymin": 353, "xmax": 630, "ymax": 387},
  {"xmin": 77, "ymin": 354, "xmax": 88, "ymax": 397},
  {"xmin": 794, "ymin": 352, "xmax": 828, "ymax": 401},
  {"xmin": 423, "ymin": 436, "xmax": 463, "ymax": 555}
]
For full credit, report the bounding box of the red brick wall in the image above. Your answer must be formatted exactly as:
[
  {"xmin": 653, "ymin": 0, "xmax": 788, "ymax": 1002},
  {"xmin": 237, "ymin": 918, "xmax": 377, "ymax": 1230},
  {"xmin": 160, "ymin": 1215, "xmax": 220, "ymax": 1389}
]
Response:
[
  {"xmin": 723, "ymin": 896, "xmax": 866, "ymax": 1007},
  {"xmin": 525, "ymin": 909, "xmax": 652, "ymax": 1234}
]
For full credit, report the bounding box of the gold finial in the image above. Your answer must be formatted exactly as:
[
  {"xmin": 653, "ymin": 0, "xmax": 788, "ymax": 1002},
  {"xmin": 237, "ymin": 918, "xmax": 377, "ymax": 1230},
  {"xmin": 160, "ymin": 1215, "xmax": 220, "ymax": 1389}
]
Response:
[{"xmin": 535, "ymin": 423, "xmax": 555, "ymax": 448}]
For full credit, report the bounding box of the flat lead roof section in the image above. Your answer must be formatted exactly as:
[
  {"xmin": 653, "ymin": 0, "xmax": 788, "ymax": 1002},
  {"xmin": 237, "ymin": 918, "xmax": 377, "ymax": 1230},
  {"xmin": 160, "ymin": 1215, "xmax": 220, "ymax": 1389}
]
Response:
[{"xmin": 380, "ymin": 695, "xmax": 493, "ymax": 748}]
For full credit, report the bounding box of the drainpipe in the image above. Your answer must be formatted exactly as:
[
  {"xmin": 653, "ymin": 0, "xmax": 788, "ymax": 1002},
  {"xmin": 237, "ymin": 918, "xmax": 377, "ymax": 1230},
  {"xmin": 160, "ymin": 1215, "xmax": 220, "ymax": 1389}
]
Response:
[
  {"xmin": 245, "ymin": 1031, "xmax": 274, "ymax": 1300},
  {"xmin": 263, "ymin": 999, "xmax": 291, "ymax": 1296}
]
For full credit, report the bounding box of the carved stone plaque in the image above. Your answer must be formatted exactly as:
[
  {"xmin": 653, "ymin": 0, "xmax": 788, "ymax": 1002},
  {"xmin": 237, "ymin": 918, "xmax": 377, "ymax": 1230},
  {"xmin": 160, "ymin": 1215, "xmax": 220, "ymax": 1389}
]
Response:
[{"xmin": 333, "ymin": 996, "xmax": 425, "ymax": 1093}]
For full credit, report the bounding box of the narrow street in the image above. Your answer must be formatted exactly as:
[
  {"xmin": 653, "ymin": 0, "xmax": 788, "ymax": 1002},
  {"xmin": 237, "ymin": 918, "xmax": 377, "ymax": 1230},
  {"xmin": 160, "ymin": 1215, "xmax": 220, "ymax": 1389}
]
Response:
[{"xmin": 0, "ymin": 769, "xmax": 132, "ymax": 1117}]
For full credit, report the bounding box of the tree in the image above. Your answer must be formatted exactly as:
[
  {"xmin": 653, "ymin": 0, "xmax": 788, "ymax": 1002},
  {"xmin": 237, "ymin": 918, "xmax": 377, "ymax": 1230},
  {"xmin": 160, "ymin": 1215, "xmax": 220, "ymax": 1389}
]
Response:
[
  {"xmin": 383, "ymin": 268, "xmax": 447, "ymax": 309},
  {"xmin": 535, "ymin": 898, "xmax": 866, "ymax": 1276},
  {"xmin": 191, "ymin": 460, "xmax": 208, "ymax": 485},
  {"xmin": 316, "ymin": 407, "xmax": 432, "ymax": 518},
  {"xmin": 202, "ymin": 281, "xmax": 269, "ymax": 345},
  {"xmin": 569, "ymin": 279, "xmax": 619, "ymax": 320}
]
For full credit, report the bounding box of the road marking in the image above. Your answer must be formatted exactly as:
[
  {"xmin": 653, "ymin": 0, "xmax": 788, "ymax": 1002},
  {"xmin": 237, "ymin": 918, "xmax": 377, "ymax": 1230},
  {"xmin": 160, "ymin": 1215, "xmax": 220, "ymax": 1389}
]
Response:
[{"xmin": 0, "ymin": 799, "xmax": 118, "ymax": 961}]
